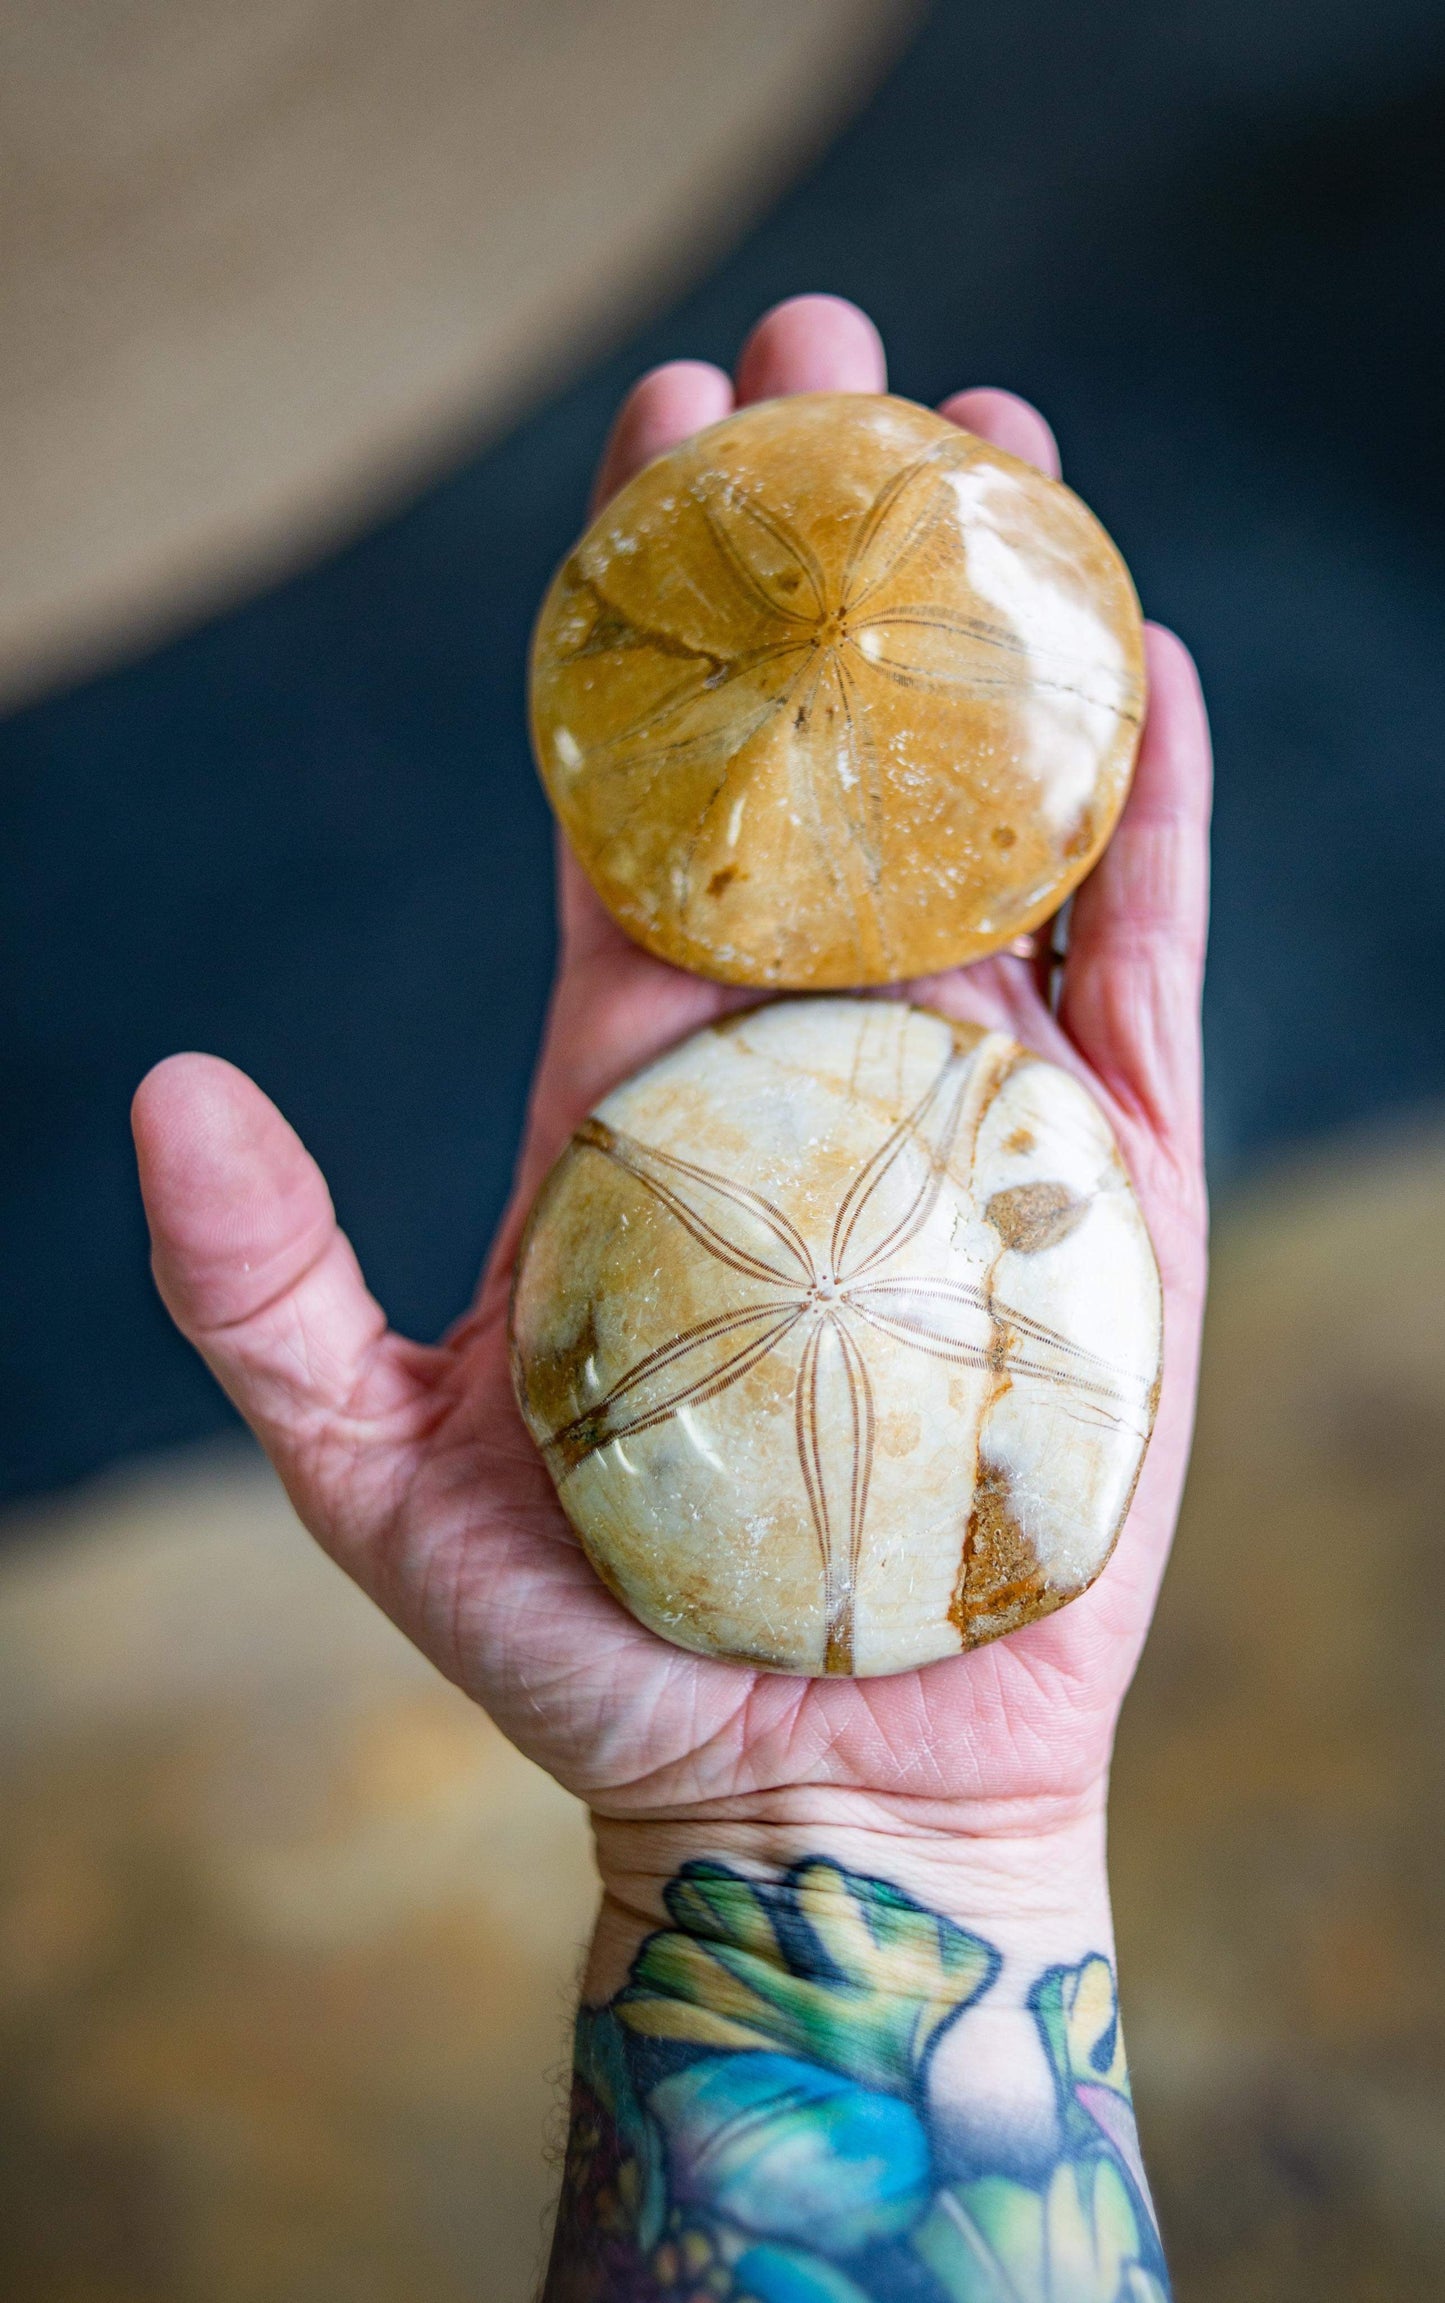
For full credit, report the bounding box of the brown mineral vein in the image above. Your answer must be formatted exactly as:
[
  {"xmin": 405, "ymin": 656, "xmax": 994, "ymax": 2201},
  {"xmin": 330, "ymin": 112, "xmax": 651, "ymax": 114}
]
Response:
[
  {"xmin": 950, "ymin": 1456, "xmax": 1057, "ymax": 1641},
  {"xmin": 854, "ymin": 1276, "xmax": 1140, "ymax": 1383},
  {"xmin": 564, "ymin": 571, "xmax": 724, "ymax": 668},
  {"xmin": 849, "ymin": 1303, "xmax": 1134, "ymax": 1426}
]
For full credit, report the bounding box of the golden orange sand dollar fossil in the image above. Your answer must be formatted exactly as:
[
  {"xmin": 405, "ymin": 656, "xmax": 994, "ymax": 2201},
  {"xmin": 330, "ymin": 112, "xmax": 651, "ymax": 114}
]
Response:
[
  {"xmin": 509, "ymin": 1000, "xmax": 1162, "ymax": 1676},
  {"xmin": 530, "ymin": 393, "xmax": 1146, "ymax": 988}
]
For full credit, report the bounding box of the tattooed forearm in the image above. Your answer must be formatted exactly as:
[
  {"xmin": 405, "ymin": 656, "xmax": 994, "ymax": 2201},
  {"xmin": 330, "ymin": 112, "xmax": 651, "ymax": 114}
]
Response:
[{"xmin": 545, "ymin": 1858, "xmax": 1168, "ymax": 2303}]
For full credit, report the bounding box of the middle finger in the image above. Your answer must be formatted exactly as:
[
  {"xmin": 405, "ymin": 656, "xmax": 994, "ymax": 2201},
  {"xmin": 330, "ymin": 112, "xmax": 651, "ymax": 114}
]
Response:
[{"xmin": 734, "ymin": 293, "xmax": 887, "ymax": 402}]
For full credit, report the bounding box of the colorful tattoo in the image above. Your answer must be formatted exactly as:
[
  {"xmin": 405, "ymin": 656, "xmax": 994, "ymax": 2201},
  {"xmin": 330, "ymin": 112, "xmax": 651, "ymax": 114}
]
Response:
[{"xmin": 546, "ymin": 1858, "xmax": 1168, "ymax": 2303}]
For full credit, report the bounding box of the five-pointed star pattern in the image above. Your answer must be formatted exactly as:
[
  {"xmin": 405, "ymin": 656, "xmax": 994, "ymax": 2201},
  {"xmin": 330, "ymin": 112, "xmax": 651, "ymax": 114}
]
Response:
[
  {"xmin": 540, "ymin": 1044, "xmax": 1153, "ymax": 1674},
  {"xmin": 573, "ymin": 428, "xmax": 1134, "ymax": 892}
]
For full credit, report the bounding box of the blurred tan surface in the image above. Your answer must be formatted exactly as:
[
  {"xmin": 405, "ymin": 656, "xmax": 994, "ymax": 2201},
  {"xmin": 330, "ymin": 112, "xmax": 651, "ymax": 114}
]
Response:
[
  {"xmin": 0, "ymin": 1453, "xmax": 596, "ymax": 2301},
  {"xmin": 0, "ymin": 0, "xmax": 916, "ymax": 708},
  {"xmin": 1115, "ymin": 1120, "xmax": 1445, "ymax": 2300},
  {"xmin": 1, "ymin": 1120, "xmax": 1443, "ymax": 2297}
]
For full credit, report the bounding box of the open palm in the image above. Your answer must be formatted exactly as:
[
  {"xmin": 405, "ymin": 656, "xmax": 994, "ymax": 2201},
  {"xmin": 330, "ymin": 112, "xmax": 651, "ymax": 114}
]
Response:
[{"xmin": 134, "ymin": 297, "xmax": 1210, "ymax": 1845}]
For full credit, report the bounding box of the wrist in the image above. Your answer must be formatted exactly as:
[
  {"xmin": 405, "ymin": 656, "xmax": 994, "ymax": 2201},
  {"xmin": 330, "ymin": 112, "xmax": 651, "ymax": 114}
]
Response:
[
  {"xmin": 551, "ymin": 1798, "xmax": 1168, "ymax": 2303},
  {"xmin": 588, "ymin": 1796, "xmax": 1113, "ymax": 2003}
]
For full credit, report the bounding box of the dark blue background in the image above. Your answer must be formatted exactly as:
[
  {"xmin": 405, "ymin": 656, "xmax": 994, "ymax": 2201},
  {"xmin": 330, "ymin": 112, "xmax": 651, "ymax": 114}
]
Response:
[{"xmin": 4, "ymin": 0, "xmax": 1443, "ymax": 1503}]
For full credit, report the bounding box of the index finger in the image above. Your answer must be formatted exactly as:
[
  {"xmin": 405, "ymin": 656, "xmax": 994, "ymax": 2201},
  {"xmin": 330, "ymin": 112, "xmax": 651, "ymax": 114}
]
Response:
[
  {"xmin": 589, "ymin": 359, "xmax": 733, "ymax": 513},
  {"xmin": 589, "ymin": 293, "xmax": 888, "ymax": 511}
]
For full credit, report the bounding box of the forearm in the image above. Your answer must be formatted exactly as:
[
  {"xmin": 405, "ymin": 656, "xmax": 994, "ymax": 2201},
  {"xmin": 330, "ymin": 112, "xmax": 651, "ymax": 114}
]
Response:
[{"xmin": 546, "ymin": 1810, "xmax": 1169, "ymax": 2303}]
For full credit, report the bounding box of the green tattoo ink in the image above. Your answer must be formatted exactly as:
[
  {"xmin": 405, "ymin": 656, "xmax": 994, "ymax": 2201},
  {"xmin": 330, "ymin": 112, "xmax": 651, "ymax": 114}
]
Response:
[{"xmin": 545, "ymin": 1857, "xmax": 1169, "ymax": 2303}]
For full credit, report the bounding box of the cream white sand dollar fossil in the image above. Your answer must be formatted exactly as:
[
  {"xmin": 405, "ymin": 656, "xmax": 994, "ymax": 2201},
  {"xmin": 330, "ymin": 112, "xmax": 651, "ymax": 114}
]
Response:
[{"xmin": 509, "ymin": 999, "xmax": 1161, "ymax": 1677}]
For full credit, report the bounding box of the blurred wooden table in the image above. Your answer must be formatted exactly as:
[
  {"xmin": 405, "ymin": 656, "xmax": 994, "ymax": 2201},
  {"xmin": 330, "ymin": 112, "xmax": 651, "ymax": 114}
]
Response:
[
  {"xmin": 2, "ymin": 1121, "xmax": 1443, "ymax": 2299},
  {"xmin": 1115, "ymin": 1123, "xmax": 1445, "ymax": 2300},
  {"xmin": 0, "ymin": 1457, "xmax": 596, "ymax": 2301},
  {"xmin": 0, "ymin": 0, "xmax": 914, "ymax": 707}
]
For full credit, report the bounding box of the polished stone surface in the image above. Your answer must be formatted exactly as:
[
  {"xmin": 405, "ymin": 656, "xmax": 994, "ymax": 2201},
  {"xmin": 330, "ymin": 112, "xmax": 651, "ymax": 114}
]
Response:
[
  {"xmin": 530, "ymin": 392, "xmax": 1144, "ymax": 987},
  {"xmin": 510, "ymin": 998, "xmax": 1161, "ymax": 1675}
]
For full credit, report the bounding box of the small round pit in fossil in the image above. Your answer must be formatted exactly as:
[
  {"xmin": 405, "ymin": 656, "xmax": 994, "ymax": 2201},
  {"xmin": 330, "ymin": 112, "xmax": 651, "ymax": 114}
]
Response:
[
  {"xmin": 509, "ymin": 999, "xmax": 1162, "ymax": 1676},
  {"xmin": 529, "ymin": 393, "xmax": 1146, "ymax": 988}
]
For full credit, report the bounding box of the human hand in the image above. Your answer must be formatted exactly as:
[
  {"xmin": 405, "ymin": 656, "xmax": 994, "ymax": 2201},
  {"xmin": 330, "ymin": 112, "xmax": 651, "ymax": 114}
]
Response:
[
  {"xmin": 133, "ymin": 295, "xmax": 1209, "ymax": 1877},
  {"xmin": 136, "ymin": 301, "xmax": 1208, "ymax": 2294}
]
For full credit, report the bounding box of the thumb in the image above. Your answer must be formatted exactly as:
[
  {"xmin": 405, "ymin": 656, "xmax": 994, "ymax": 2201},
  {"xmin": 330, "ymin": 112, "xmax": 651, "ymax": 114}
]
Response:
[{"xmin": 132, "ymin": 1053, "xmax": 436, "ymax": 1536}]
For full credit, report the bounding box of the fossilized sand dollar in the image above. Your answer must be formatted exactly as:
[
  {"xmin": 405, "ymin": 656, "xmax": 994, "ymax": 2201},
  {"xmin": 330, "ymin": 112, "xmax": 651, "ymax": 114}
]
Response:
[
  {"xmin": 530, "ymin": 392, "xmax": 1145, "ymax": 988},
  {"xmin": 510, "ymin": 998, "xmax": 1161, "ymax": 1676}
]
